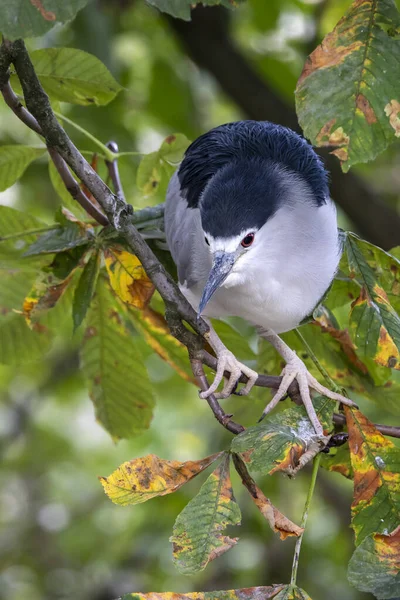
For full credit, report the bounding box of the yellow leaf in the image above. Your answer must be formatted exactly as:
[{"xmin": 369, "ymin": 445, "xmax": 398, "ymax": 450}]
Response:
[
  {"xmin": 104, "ymin": 247, "xmax": 155, "ymax": 309},
  {"xmin": 99, "ymin": 452, "xmax": 223, "ymax": 506}
]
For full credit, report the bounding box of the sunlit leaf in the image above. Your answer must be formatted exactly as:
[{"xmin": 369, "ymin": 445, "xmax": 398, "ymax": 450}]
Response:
[
  {"xmin": 159, "ymin": 133, "xmax": 191, "ymax": 164},
  {"xmin": 171, "ymin": 453, "xmax": 241, "ymax": 574},
  {"xmin": 72, "ymin": 249, "xmax": 101, "ymax": 331},
  {"xmin": 348, "ymin": 525, "xmax": 400, "ymax": 598},
  {"xmin": 11, "ymin": 48, "xmax": 123, "ymax": 106},
  {"xmin": 296, "ymin": 0, "xmax": 400, "ymax": 171},
  {"xmin": 129, "ymin": 307, "xmax": 195, "ymax": 382},
  {"xmin": 119, "ymin": 586, "xmax": 287, "ymax": 600},
  {"xmin": 100, "ymin": 452, "xmax": 223, "ymax": 506},
  {"xmin": 81, "ymin": 278, "xmax": 155, "ymax": 439},
  {"xmin": 104, "ymin": 247, "xmax": 155, "ymax": 309},
  {"xmin": 0, "ymin": 146, "xmax": 46, "ymax": 192},
  {"xmin": 0, "ymin": 313, "xmax": 50, "ymax": 365},
  {"xmin": 0, "ymin": 0, "xmax": 90, "ymax": 39},
  {"xmin": 345, "ymin": 407, "xmax": 400, "ymax": 544},
  {"xmin": 231, "ymin": 397, "xmax": 334, "ymax": 476},
  {"xmin": 136, "ymin": 151, "xmax": 162, "ymax": 196}
]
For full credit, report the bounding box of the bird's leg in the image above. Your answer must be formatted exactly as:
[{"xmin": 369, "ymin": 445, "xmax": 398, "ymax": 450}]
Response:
[
  {"xmin": 200, "ymin": 319, "xmax": 258, "ymax": 400},
  {"xmin": 257, "ymin": 327, "xmax": 356, "ymax": 436}
]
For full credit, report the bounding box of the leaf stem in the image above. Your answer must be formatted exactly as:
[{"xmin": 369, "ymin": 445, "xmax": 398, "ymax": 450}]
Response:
[
  {"xmin": 294, "ymin": 328, "xmax": 343, "ymax": 394},
  {"xmin": 290, "ymin": 453, "xmax": 321, "ymax": 587},
  {"xmin": 53, "ymin": 111, "xmax": 115, "ymax": 161},
  {"xmin": 0, "ymin": 225, "xmax": 60, "ymax": 242}
]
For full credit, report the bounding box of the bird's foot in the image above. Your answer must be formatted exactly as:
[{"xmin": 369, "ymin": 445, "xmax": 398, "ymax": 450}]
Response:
[
  {"xmin": 199, "ymin": 348, "xmax": 258, "ymax": 400},
  {"xmin": 259, "ymin": 356, "xmax": 357, "ymax": 436}
]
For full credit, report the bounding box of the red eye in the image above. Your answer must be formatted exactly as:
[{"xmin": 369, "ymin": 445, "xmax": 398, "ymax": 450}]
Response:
[{"xmin": 241, "ymin": 233, "xmax": 255, "ymax": 248}]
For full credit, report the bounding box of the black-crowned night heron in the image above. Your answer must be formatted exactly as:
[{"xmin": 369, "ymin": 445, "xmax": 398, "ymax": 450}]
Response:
[{"xmin": 164, "ymin": 121, "xmax": 355, "ymax": 436}]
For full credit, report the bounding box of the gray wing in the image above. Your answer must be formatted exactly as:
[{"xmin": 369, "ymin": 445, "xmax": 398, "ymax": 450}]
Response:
[{"xmin": 164, "ymin": 172, "xmax": 210, "ymax": 288}]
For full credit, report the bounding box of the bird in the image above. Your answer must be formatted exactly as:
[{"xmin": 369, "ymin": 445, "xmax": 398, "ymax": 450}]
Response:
[{"xmin": 164, "ymin": 120, "xmax": 355, "ymax": 437}]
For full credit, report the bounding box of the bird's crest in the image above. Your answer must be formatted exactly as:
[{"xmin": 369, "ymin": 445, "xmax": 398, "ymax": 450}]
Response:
[{"xmin": 178, "ymin": 121, "xmax": 329, "ymax": 210}]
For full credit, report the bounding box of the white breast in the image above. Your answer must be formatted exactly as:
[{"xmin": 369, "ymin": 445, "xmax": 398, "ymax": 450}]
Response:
[{"xmin": 181, "ymin": 199, "xmax": 340, "ymax": 334}]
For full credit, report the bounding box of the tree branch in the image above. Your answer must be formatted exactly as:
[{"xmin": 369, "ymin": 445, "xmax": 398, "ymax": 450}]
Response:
[
  {"xmin": 1, "ymin": 38, "xmax": 399, "ymax": 442},
  {"xmin": 167, "ymin": 6, "xmax": 400, "ymax": 250}
]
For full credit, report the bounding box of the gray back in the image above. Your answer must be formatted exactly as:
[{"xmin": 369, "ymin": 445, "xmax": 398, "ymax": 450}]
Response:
[{"xmin": 164, "ymin": 172, "xmax": 210, "ymax": 288}]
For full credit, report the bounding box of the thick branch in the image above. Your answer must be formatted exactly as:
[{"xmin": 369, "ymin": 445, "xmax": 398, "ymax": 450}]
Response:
[
  {"xmin": 1, "ymin": 38, "xmax": 207, "ymax": 338},
  {"xmin": 167, "ymin": 6, "xmax": 400, "ymax": 250}
]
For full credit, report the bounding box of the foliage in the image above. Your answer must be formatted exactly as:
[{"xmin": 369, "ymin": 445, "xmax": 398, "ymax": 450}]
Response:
[
  {"xmin": 296, "ymin": 0, "xmax": 400, "ymax": 172},
  {"xmin": 1, "ymin": 1, "xmax": 400, "ymax": 600}
]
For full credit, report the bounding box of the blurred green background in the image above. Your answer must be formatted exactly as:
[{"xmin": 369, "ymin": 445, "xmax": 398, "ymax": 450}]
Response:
[{"xmin": 1, "ymin": 1, "xmax": 399, "ymax": 599}]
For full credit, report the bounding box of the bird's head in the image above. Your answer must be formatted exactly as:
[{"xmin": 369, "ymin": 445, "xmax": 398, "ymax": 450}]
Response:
[
  {"xmin": 176, "ymin": 120, "xmax": 330, "ymax": 316},
  {"xmin": 197, "ymin": 157, "xmax": 321, "ymax": 315}
]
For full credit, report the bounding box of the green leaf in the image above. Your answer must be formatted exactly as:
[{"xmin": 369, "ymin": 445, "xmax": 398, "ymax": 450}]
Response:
[
  {"xmin": 296, "ymin": 0, "xmax": 400, "ymax": 171},
  {"xmin": 345, "ymin": 407, "xmax": 400, "ymax": 545},
  {"xmin": 171, "ymin": 453, "xmax": 241, "ymax": 574},
  {"xmin": 273, "ymin": 585, "xmax": 312, "ymax": 600},
  {"xmin": 347, "ymin": 233, "xmax": 400, "ymax": 314},
  {"xmin": 345, "ymin": 233, "xmax": 400, "ymax": 371},
  {"xmin": 24, "ymin": 220, "xmax": 92, "ymax": 256},
  {"xmin": 159, "ymin": 133, "xmax": 191, "ymax": 164},
  {"xmin": 321, "ymin": 443, "xmax": 354, "ymax": 480},
  {"xmin": 347, "ymin": 526, "xmax": 400, "ymax": 599},
  {"xmin": 0, "ymin": 313, "xmax": 50, "ymax": 365},
  {"xmin": 0, "ymin": 206, "xmax": 50, "ymax": 262},
  {"xmin": 22, "ymin": 250, "xmax": 83, "ymax": 326},
  {"xmin": 146, "ymin": 0, "xmax": 243, "ymax": 20},
  {"xmin": 231, "ymin": 397, "xmax": 334, "ymax": 476},
  {"xmin": 0, "ymin": 269, "xmax": 42, "ymax": 318},
  {"xmin": 11, "ymin": 48, "xmax": 122, "ymax": 106},
  {"xmin": 81, "ymin": 278, "xmax": 155, "ymax": 439},
  {"xmin": 136, "ymin": 152, "xmax": 162, "ymax": 196},
  {"xmin": 0, "ymin": 0, "xmax": 90, "ymax": 39},
  {"xmin": 72, "ymin": 249, "xmax": 100, "ymax": 331},
  {"xmin": 0, "ymin": 146, "xmax": 46, "ymax": 192}
]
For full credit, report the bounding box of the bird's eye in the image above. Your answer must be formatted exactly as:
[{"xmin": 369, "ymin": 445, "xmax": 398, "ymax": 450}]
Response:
[
  {"xmin": 205, "ymin": 237, "xmax": 210, "ymax": 246},
  {"xmin": 241, "ymin": 233, "xmax": 255, "ymax": 248}
]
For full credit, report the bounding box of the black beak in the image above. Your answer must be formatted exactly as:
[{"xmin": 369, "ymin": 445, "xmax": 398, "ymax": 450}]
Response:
[{"xmin": 198, "ymin": 251, "xmax": 235, "ymax": 315}]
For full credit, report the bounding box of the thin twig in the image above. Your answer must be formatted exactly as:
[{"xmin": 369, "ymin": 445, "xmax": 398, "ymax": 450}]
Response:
[
  {"xmin": 232, "ymin": 453, "xmax": 259, "ymax": 496},
  {"xmin": 48, "ymin": 148, "xmax": 109, "ymax": 225},
  {"xmin": 333, "ymin": 413, "xmax": 400, "ymax": 439},
  {"xmin": 190, "ymin": 357, "xmax": 244, "ymax": 435},
  {"xmin": 105, "ymin": 141, "xmax": 126, "ymax": 204}
]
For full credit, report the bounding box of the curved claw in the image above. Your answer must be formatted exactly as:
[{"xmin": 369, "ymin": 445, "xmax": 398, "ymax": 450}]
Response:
[
  {"xmin": 199, "ymin": 349, "xmax": 258, "ymax": 400},
  {"xmin": 260, "ymin": 357, "xmax": 357, "ymax": 436}
]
